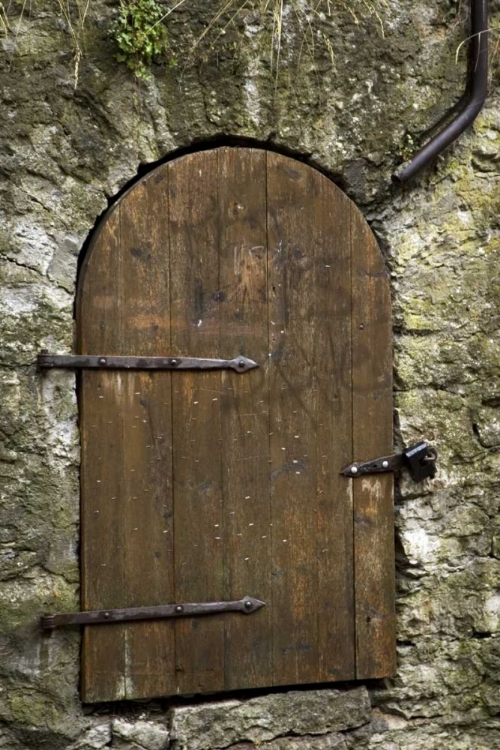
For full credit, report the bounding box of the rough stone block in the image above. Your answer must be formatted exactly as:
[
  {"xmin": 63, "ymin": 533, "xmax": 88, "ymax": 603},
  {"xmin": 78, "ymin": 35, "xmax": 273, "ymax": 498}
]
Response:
[
  {"xmin": 170, "ymin": 687, "xmax": 371, "ymax": 750},
  {"xmin": 111, "ymin": 719, "xmax": 169, "ymax": 750},
  {"xmin": 231, "ymin": 734, "xmax": 348, "ymax": 750},
  {"xmin": 68, "ymin": 724, "xmax": 112, "ymax": 749}
]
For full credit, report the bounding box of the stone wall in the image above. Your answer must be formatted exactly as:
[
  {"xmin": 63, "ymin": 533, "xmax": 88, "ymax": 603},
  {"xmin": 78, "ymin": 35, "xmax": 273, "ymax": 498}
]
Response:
[{"xmin": 0, "ymin": 0, "xmax": 499, "ymax": 747}]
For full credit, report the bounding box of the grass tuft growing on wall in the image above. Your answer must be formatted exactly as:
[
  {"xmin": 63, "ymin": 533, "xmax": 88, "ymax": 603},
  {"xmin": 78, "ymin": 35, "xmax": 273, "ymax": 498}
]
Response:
[
  {"xmin": 111, "ymin": 0, "xmax": 390, "ymax": 79},
  {"xmin": 0, "ymin": 1, "xmax": 9, "ymax": 36},
  {"xmin": 3, "ymin": 0, "xmax": 390, "ymax": 82},
  {"xmin": 55, "ymin": 0, "xmax": 90, "ymax": 87}
]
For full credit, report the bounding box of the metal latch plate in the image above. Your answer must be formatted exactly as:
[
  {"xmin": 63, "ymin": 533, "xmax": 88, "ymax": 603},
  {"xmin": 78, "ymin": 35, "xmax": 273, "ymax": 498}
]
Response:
[{"xmin": 341, "ymin": 441, "xmax": 437, "ymax": 483}]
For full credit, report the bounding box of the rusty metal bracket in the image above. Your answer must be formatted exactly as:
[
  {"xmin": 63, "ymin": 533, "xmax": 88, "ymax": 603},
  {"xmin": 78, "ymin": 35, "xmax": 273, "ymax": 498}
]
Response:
[
  {"xmin": 37, "ymin": 353, "xmax": 259, "ymax": 373},
  {"xmin": 342, "ymin": 452, "xmax": 403, "ymax": 477},
  {"xmin": 41, "ymin": 595, "xmax": 265, "ymax": 631},
  {"xmin": 341, "ymin": 441, "xmax": 437, "ymax": 483}
]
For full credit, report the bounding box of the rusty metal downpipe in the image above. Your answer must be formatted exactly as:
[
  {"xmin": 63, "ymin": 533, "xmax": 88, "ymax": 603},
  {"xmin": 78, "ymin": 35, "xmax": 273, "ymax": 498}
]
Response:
[{"xmin": 393, "ymin": 0, "xmax": 489, "ymax": 184}]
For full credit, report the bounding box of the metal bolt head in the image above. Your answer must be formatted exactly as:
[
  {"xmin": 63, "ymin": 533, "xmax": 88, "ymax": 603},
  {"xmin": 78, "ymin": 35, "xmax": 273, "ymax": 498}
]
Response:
[
  {"xmin": 171, "ymin": 359, "xmax": 178, "ymax": 366},
  {"xmin": 103, "ymin": 612, "xmax": 110, "ymax": 619},
  {"xmin": 382, "ymin": 460, "xmax": 389, "ymax": 469},
  {"xmin": 175, "ymin": 605, "xmax": 183, "ymax": 613},
  {"xmin": 351, "ymin": 466, "xmax": 358, "ymax": 475},
  {"xmin": 98, "ymin": 358, "xmax": 107, "ymax": 365},
  {"xmin": 238, "ymin": 359, "xmax": 245, "ymax": 369},
  {"xmin": 244, "ymin": 600, "xmax": 252, "ymax": 609}
]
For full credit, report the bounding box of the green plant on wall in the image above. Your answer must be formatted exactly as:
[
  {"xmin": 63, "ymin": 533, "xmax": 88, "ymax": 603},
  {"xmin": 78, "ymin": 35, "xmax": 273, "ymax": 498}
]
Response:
[
  {"xmin": 112, "ymin": 0, "xmax": 170, "ymax": 79},
  {"xmin": 3, "ymin": 0, "xmax": 479, "ymax": 85},
  {"xmin": 109, "ymin": 0, "xmax": 391, "ymax": 81}
]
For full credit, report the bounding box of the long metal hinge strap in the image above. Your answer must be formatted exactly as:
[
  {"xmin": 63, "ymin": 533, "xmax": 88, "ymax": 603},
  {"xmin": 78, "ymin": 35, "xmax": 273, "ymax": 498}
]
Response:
[
  {"xmin": 40, "ymin": 595, "xmax": 265, "ymax": 631},
  {"xmin": 37, "ymin": 354, "xmax": 258, "ymax": 373}
]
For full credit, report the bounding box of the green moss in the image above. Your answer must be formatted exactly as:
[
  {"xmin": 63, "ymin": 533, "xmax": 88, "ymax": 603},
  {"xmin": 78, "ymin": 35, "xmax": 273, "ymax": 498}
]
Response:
[
  {"xmin": 111, "ymin": 0, "xmax": 171, "ymax": 79},
  {"xmin": 0, "ymin": 575, "xmax": 78, "ymax": 632},
  {"xmin": 8, "ymin": 689, "xmax": 61, "ymax": 727}
]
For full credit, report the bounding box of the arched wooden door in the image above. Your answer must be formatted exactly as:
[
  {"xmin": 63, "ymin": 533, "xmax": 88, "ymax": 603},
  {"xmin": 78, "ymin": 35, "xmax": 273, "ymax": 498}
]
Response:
[{"xmin": 77, "ymin": 147, "xmax": 395, "ymax": 702}]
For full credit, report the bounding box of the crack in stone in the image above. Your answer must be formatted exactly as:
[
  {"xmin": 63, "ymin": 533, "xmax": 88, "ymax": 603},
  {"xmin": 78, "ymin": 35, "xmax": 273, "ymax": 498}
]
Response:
[
  {"xmin": 0, "ymin": 254, "xmax": 46, "ymax": 277},
  {"xmin": 171, "ymin": 725, "xmax": 371, "ymax": 750}
]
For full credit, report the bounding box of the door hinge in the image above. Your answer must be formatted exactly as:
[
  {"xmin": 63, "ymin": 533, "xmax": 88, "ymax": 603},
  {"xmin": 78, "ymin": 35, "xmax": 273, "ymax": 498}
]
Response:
[
  {"xmin": 40, "ymin": 596, "xmax": 265, "ymax": 631},
  {"xmin": 341, "ymin": 441, "xmax": 437, "ymax": 483},
  {"xmin": 37, "ymin": 353, "xmax": 259, "ymax": 373}
]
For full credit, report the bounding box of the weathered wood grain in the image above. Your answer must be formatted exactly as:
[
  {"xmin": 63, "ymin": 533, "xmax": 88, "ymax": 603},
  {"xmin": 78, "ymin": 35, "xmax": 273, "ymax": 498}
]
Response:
[
  {"xmin": 79, "ymin": 205, "xmax": 126, "ymax": 702},
  {"xmin": 266, "ymin": 153, "xmax": 356, "ymax": 685},
  {"xmin": 351, "ymin": 210, "xmax": 396, "ymax": 679},
  {"xmin": 217, "ymin": 147, "xmax": 272, "ymax": 690},
  {"xmin": 266, "ymin": 154, "xmax": 320, "ymax": 685},
  {"xmin": 113, "ymin": 171, "xmax": 174, "ymax": 700},
  {"xmin": 311, "ymin": 171, "xmax": 355, "ymax": 683},
  {"xmin": 168, "ymin": 150, "xmax": 226, "ymax": 695},
  {"xmin": 79, "ymin": 168, "xmax": 175, "ymax": 701}
]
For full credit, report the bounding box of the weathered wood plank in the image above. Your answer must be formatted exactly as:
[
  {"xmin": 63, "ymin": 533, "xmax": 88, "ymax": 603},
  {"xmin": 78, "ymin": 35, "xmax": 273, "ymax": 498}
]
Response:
[
  {"xmin": 351, "ymin": 210, "xmax": 396, "ymax": 679},
  {"xmin": 266, "ymin": 153, "xmax": 357, "ymax": 685},
  {"xmin": 114, "ymin": 170, "xmax": 175, "ymax": 699},
  {"xmin": 266, "ymin": 153, "xmax": 321, "ymax": 686},
  {"xmin": 79, "ymin": 168, "xmax": 175, "ymax": 701},
  {"xmin": 313, "ymin": 176, "xmax": 355, "ymax": 683},
  {"xmin": 79, "ymin": 205, "xmax": 128, "ymax": 702},
  {"xmin": 217, "ymin": 147, "xmax": 272, "ymax": 690},
  {"xmin": 168, "ymin": 150, "xmax": 226, "ymax": 695}
]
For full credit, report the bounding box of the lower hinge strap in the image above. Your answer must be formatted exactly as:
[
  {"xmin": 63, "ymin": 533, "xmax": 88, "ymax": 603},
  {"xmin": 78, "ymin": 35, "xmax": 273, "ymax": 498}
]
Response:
[
  {"xmin": 41, "ymin": 596, "xmax": 265, "ymax": 631},
  {"xmin": 37, "ymin": 353, "xmax": 258, "ymax": 373}
]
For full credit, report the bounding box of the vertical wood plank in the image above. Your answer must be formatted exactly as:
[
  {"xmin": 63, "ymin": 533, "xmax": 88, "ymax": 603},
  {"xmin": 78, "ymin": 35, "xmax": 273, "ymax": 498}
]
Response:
[
  {"xmin": 266, "ymin": 153, "xmax": 356, "ymax": 686},
  {"xmin": 266, "ymin": 154, "xmax": 320, "ymax": 685},
  {"xmin": 313, "ymin": 180, "xmax": 355, "ymax": 683},
  {"xmin": 351, "ymin": 211, "xmax": 396, "ymax": 679},
  {"xmin": 79, "ymin": 207, "xmax": 127, "ymax": 702},
  {"xmin": 168, "ymin": 151, "xmax": 225, "ymax": 695},
  {"xmin": 115, "ymin": 171, "xmax": 175, "ymax": 699},
  {"xmin": 79, "ymin": 167, "xmax": 175, "ymax": 701},
  {"xmin": 217, "ymin": 148, "xmax": 273, "ymax": 690}
]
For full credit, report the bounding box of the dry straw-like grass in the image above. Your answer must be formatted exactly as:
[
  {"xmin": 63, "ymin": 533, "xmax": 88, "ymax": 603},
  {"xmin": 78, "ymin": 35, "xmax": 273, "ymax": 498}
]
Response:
[
  {"xmin": 55, "ymin": 0, "xmax": 91, "ymax": 87},
  {"xmin": 155, "ymin": 0, "xmax": 389, "ymax": 86},
  {"xmin": 160, "ymin": 0, "xmax": 389, "ymax": 54},
  {"xmin": 3, "ymin": 0, "xmax": 90, "ymax": 86},
  {"xmin": 3, "ymin": 0, "xmax": 389, "ymax": 84},
  {"xmin": 0, "ymin": 2, "xmax": 9, "ymax": 36}
]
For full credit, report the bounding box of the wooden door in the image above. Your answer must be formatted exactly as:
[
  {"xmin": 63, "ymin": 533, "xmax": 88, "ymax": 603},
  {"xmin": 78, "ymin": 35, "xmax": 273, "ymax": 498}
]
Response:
[{"xmin": 77, "ymin": 147, "xmax": 395, "ymax": 702}]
